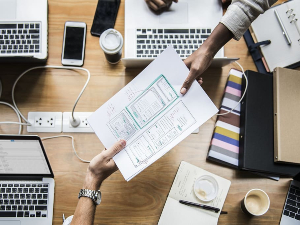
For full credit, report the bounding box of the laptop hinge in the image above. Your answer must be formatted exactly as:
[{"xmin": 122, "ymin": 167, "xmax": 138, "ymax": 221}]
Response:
[{"xmin": 0, "ymin": 176, "xmax": 43, "ymax": 181}]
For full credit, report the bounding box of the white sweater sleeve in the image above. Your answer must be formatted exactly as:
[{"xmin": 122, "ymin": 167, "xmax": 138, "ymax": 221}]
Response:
[{"xmin": 220, "ymin": 0, "xmax": 278, "ymax": 40}]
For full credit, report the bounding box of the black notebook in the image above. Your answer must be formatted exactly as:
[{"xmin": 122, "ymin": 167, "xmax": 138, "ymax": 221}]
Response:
[{"xmin": 239, "ymin": 70, "xmax": 300, "ymax": 177}]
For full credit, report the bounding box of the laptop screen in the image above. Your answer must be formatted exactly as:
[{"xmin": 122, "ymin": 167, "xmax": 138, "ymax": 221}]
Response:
[{"xmin": 0, "ymin": 136, "xmax": 53, "ymax": 176}]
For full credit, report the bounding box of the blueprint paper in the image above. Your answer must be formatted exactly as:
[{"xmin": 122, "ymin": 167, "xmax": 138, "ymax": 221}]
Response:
[{"xmin": 88, "ymin": 46, "xmax": 218, "ymax": 181}]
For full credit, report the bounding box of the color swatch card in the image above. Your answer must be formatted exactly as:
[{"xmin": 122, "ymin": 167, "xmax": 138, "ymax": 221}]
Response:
[{"xmin": 207, "ymin": 69, "xmax": 242, "ymax": 167}]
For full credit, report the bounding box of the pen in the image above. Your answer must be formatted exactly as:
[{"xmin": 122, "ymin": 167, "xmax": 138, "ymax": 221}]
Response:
[
  {"xmin": 274, "ymin": 9, "xmax": 292, "ymax": 45},
  {"xmin": 179, "ymin": 200, "xmax": 221, "ymax": 213}
]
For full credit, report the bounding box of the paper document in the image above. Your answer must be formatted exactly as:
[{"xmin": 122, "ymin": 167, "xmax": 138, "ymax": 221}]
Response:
[
  {"xmin": 88, "ymin": 46, "xmax": 218, "ymax": 181},
  {"xmin": 158, "ymin": 161, "xmax": 231, "ymax": 225}
]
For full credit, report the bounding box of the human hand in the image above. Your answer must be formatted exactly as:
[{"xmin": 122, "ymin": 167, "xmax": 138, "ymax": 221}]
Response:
[
  {"xmin": 180, "ymin": 47, "xmax": 212, "ymax": 94},
  {"xmin": 145, "ymin": 0, "xmax": 178, "ymax": 12},
  {"xmin": 83, "ymin": 140, "xmax": 126, "ymax": 190}
]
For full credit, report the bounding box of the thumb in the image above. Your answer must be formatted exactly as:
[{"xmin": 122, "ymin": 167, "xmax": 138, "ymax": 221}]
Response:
[{"xmin": 103, "ymin": 140, "xmax": 126, "ymax": 159}]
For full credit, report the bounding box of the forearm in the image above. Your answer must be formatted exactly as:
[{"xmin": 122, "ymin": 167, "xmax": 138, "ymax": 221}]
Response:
[
  {"xmin": 201, "ymin": 23, "xmax": 234, "ymax": 58},
  {"xmin": 71, "ymin": 173, "xmax": 102, "ymax": 225}
]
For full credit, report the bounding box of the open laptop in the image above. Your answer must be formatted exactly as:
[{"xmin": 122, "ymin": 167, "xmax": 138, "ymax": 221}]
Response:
[
  {"xmin": 280, "ymin": 172, "xmax": 300, "ymax": 225},
  {"xmin": 122, "ymin": 0, "xmax": 238, "ymax": 68},
  {"xmin": 0, "ymin": 0, "xmax": 48, "ymax": 61},
  {"xmin": 0, "ymin": 135, "xmax": 54, "ymax": 225}
]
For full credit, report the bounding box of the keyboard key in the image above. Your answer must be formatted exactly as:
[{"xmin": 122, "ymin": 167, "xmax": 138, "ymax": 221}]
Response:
[
  {"xmin": 35, "ymin": 206, "xmax": 47, "ymax": 211},
  {"xmin": 6, "ymin": 205, "xmax": 11, "ymax": 210},
  {"xmin": 18, "ymin": 30, "xmax": 22, "ymax": 34},
  {"xmin": 18, "ymin": 24, "xmax": 23, "ymax": 29},
  {"xmin": 202, "ymin": 29, "xmax": 206, "ymax": 33},
  {"xmin": 24, "ymin": 206, "xmax": 28, "ymax": 210},
  {"xmin": 36, "ymin": 211, "xmax": 41, "ymax": 217},
  {"xmin": 29, "ymin": 188, "xmax": 34, "ymax": 193},
  {"xmin": 137, "ymin": 35, "xmax": 147, "ymax": 39},
  {"xmin": 17, "ymin": 211, "xmax": 24, "ymax": 217},
  {"xmin": 7, "ymin": 30, "xmax": 11, "ymax": 34},
  {"xmin": 0, "ymin": 24, "xmax": 17, "ymax": 29},
  {"xmin": 38, "ymin": 200, "xmax": 47, "ymax": 205},
  {"xmin": 207, "ymin": 29, "xmax": 211, "ymax": 33},
  {"xmin": 285, "ymin": 204, "xmax": 298, "ymax": 213},
  {"xmin": 288, "ymin": 194, "xmax": 297, "ymax": 200},
  {"xmin": 295, "ymin": 214, "xmax": 300, "ymax": 220},
  {"xmin": 287, "ymin": 199, "xmax": 297, "ymax": 206},
  {"xmin": 30, "ymin": 214, "xmax": 35, "ymax": 217},
  {"xmin": 190, "ymin": 29, "xmax": 195, "ymax": 33},
  {"xmin": 0, "ymin": 211, "xmax": 16, "ymax": 217},
  {"xmin": 24, "ymin": 211, "xmax": 29, "ymax": 217},
  {"xmin": 36, "ymin": 23, "xmax": 40, "ymax": 29},
  {"xmin": 18, "ymin": 205, "xmax": 23, "ymax": 210},
  {"xmin": 29, "ymin": 29, "xmax": 39, "ymax": 34},
  {"xmin": 12, "ymin": 205, "xmax": 17, "ymax": 210},
  {"xmin": 42, "ymin": 214, "xmax": 47, "ymax": 217},
  {"xmin": 137, "ymin": 40, "xmax": 145, "ymax": 44},
  {"xmin": 23, "ymin": 30, "xmax": 27, "ymax": 34},
  {"xmin": 29, "ymin": 206, "xmax": 34, "ymax": 211},
  {"xmin": 13, "ymin": 30, "xmax": 17, "ymax": 34},
  {"xmin": 137, "ymin": 50, "xmax": 143, "ymax": 54},
  {"xmin": 289, "ymin": 212, "xmax": 295, "ymax": 218},
  {"xmin": 290, "ymin": 188, "xmax": 296, "ymax": 194},
  {"xmin": 30, "ymin": 24, "xmax": 34, "ymax": 29},
  {"xmin": 0, "ymin": 206, "xmax": 5, "ymax": 210},
  {"xmin": 201, "ymin": 35, "xmax": 209, "ymax": 39},
  {"xmin": 158, "ymin": 29, "xmax": 163, "ymax": 33},
  {"xmin": 164, "ymin": 29, "xmax": 189, "ymax": 33}
]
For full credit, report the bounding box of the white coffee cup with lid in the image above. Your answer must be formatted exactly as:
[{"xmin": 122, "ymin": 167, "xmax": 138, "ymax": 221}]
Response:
[{"xmin": 99, "ymin": 28, "xmax": 123, "ymax": 64}]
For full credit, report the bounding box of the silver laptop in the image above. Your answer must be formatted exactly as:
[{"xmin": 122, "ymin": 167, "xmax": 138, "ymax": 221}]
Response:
[
  {"xmin": 122, "ymin": 0, "xmax": 238, "ymax": 68},
  {"xmin": 280, "ymin": 172, "xmax": 300, "ymax": 225},
  {"xmin": 0, "ymin": 135, "xmax": 54, "ymax": 225},
  {"xmin": 0, "ymin": 0, "xmax": 48, "ymax": 61}
]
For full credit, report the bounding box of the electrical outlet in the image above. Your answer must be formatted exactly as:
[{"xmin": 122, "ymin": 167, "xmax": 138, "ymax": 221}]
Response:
[
  {"xmin": 27, "ymin": 112, "xmax": 63, "ymax": 132},
  {"xmin": 62, "ymin": 112, "xmax": 94, "ymax": 133}
]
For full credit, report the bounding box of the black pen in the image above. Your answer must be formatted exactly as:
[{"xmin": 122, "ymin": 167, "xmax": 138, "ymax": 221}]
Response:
[{"xmin": 179, "ymin": 200, "xmax": 221, "ymax": 213}]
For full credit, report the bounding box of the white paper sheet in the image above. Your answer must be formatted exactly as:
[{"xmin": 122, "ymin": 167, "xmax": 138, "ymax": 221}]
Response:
[{"xmin": 88, "ymin": 46, "xmax": 218, "ymax": 181}]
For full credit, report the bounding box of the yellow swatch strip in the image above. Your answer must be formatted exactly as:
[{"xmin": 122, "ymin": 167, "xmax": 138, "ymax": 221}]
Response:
[
  {"xmin": 228, "ymin": 74, "xmax": 242, "ymax": 85},
  {"xmin": 215, "ymin": 126, "xmax": 239, "ymax": 141}
]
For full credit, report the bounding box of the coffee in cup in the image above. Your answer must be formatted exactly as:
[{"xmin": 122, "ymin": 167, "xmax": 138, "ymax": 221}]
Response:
[
  {"xmin": 99, "ymin": 28, "xmax": 123, "ymax": 64},
  {"xmin": 241, "ymin": 189, "xmax": 270, "ymax": 216}
]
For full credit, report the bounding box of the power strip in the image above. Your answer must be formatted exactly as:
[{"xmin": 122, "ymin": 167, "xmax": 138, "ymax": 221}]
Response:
[
  {"xmin": 27, "ymin": 112, "xmax": 63, "ymax": 132},
  {"xmin": 62, "ymin": 112, "xmax": 94, "ymax": 133}
]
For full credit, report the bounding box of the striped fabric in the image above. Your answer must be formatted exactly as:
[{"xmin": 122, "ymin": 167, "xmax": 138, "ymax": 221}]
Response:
[{"xmin": 207, "ymin": 69, "xmax": 242, "ymax": 167}]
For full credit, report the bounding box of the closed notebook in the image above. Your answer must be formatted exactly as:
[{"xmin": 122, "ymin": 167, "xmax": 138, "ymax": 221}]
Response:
[
  {"xmin": 250, "ymin": 0, "xmax": 300, "ymax": 72},
  {"xmin": 273, "ymin": 67, "xmax": 300, "ymax": 164},
  {"xmin": 239, "ymin": 70, "xmax": 300, "ymax": 176}
]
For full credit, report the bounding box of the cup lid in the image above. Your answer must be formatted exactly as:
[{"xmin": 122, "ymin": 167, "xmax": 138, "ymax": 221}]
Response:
[
  {"xmin": 194, "ymin": 175, "xmax": 219, "ymax": 202},
  {"xmin": 100, "ymin": 29, "xmax": 123, "ymax": 54}
]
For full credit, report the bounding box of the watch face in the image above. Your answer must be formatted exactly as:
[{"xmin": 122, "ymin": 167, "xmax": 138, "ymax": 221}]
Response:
[{"xmin": 96, "ymin": 190, "xmax": 101, "ymax": 205}]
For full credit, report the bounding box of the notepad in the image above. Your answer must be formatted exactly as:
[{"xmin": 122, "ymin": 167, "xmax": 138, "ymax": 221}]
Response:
[
  {"xmin": 251, "ymin": 0, "xmax": 300, "ymax": 72},
  {"xmin": 158, "ymin": 161, "xmax": 231, "ymax": 225},
  {"xmin": 273, "ymin": 67, "xmax": 300, "ymax": 165}
]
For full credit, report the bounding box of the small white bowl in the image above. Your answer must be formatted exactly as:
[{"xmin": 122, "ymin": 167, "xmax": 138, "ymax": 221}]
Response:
[{"xmin": 194, "ymin": 175, "xmax": 219, "ymax": 202}]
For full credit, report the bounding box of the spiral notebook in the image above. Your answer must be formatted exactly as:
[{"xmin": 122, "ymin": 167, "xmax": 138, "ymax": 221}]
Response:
[{"xmin": 251, "ymin": 0, "xmax": 300, "ymax": 72}]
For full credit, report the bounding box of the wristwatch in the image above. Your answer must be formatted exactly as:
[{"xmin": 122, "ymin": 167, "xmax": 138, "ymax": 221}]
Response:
[{"xmin": 78, "ymin": 189, "xmax": 101, "ymax": 205}]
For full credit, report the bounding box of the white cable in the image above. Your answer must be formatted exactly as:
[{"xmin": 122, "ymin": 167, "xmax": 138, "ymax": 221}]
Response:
[
  {"xmin": 11, "ymin": 66, "xmax": 91, "ymax": 124},
  {"xmin": 0, "ymin": 101, "xmax": 28, "ymax": 134},
  {"xmin": 41, "ymin": 135, "xmax": 90, "ymax": 163},
  {"xmin": 216, "ymin": 61, "xmax": 248, "ymax": 116}
]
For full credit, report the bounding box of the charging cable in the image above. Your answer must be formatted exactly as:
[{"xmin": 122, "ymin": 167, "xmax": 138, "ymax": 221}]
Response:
[
  {"xmin": 216, "ymin": 61, "xmax": 248, "ymax": 116},
  {"xmin": 11, "ymin": 65, "xmax": 91, "ymax": 127},
  {"xmin": 41, "ymin": 135, "xmax": 90, "ymax": 163}
]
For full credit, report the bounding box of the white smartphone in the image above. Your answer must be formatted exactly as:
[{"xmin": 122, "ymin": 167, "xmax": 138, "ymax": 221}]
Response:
[{"xmin": 61, "ymin": 21, "xmax": 87, "ymax": 66}]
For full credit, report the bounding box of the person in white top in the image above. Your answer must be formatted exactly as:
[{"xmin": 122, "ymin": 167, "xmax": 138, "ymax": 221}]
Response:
[{"xmin": 145, "ymin": 0, "xmax": 278, "ymax": 94}]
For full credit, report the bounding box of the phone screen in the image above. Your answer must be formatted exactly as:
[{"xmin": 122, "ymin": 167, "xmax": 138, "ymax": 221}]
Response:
[
  {"xmin": 91, "ymin": 0, "xmax": 121, "ymax": 37},
  {"xmin": 63, "ymin": 27, "xmax": 85, "ymax": 60}
]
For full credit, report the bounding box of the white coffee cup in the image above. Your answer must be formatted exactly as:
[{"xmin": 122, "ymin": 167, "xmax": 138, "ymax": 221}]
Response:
[
  {"xmin": 99, "ymin": 28, "xmax": 123, "ymax": 64},
  {"xmin": 241, "ymin": 189, "xmax": 270, "ymax": 216}
]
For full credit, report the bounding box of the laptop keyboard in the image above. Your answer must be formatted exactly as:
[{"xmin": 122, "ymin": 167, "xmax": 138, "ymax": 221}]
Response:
[
  {"xmin": 283, "ymin": 185, "xmax": 300, "ymax": 220},
  {"xmin": 0, "ymin": 182, "xmax": 49, "ymax": 218},
  {"xmin": 136, "ymin": 28, "xmax": 211, "ymax": 58},
  {"xmin": 0, "ymin": 22, "xmax": 41, "ymax": 56}
]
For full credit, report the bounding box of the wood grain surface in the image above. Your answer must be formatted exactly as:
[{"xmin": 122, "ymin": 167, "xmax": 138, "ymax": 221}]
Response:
[{"xmin": 0, "ymin": 0, "xmax": 298, "ymax": 224}]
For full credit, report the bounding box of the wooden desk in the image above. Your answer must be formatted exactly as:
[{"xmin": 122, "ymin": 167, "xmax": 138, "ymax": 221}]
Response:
[{"xmin": 0, "ymin": 0, "xmax": 296, "ymax": 224}]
